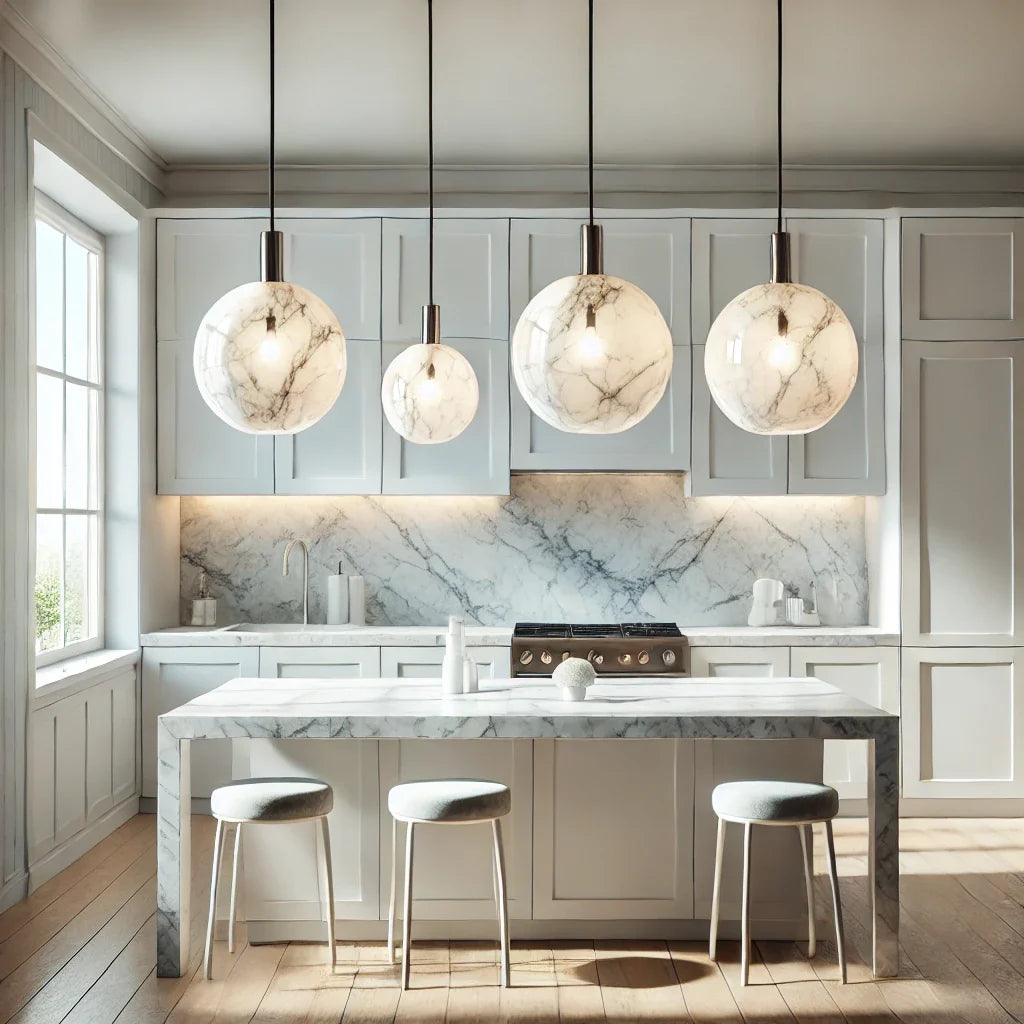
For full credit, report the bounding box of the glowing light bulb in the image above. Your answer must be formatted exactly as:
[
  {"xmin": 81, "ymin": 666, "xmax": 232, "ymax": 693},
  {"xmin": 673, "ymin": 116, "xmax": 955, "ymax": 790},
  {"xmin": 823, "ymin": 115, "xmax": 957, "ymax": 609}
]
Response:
[
  {"xmin": 768, "ymin": 337, "xmax": 800, "ymax": 372},
  {"xmin": 257, "ymin": 314, "xmax": 281, "ymax": 364},
  {"xmin": 418, "ymin": 368, "xmax": 440, "ymax": 402},
  {"xmin": 579, "ymin": 305, "xmax": 603, "ymax": 360}
]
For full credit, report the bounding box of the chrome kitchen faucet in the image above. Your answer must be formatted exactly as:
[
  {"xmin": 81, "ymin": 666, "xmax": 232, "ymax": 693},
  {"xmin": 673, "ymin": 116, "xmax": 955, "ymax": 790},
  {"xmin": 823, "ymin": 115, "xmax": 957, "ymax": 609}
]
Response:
[{"xmin": 283, "ymin": 539, "xmax": 310, "ymax": 625}]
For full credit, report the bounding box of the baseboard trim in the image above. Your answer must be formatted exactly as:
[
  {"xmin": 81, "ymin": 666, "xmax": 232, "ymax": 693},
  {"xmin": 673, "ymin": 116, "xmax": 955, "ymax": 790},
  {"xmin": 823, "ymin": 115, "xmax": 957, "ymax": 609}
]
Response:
[
  {"xmin": 139, "ymin": 796, "xmax": 211, "ymax": 815},
  {"xmin": 0, "ymin": 873, "xmax": 29, "ymax": 913},
  {"xmin": 27, "ymin": 795, "xmax": 140, "ymax": 892},
  {"xmin": 899, "ymin": 797, "xmax": 1024, "ymax": 817}
]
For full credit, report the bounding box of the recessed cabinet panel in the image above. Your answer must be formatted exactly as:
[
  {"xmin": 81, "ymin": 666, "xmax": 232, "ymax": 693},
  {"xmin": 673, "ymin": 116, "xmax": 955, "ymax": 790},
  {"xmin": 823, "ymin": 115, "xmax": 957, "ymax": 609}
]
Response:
[
  {"xmin": 689, "ymin": 220, "xmax": 786, "ymax": 496},
  {"xmin": 381, "ymin": 338, "xmax": 510, "ymax": 495},
  {"xmin": 274, "ymin": 339, "xmax": 382, "ymax": 495},
  {"xmin": 790, "ymin": 647, "xmax": 899, "ymax": 800},
  {"xmin": 532, "ymin": 738, "xmax": 694, "ymax": 919},
  {"xmin": 156, "ymin": 220, "xmax": 274, "ymax": 495},
  {"xmin": 787, "ymin": 219, "xmax": 885, "ymax": 495},
  {"xmin": 902, "ymin": 342, "xmax": 1024, "ymax": 644},
  {"xmin": 379, "ymin": 646, "xmax": 512, "ymax": 680},
  {"xmin": 902, "ymin": 648, "xmax": 1024, "ymax": 798},
  {"xmin": 903, "ymin": 218, "xmax": 1024, "ymax": 340},
  {"xmin": 508, "ymin": 219, "xmax": 691, "ymax": 471},
  {"xmin": 258, "ymin": 646, "xmax": 381, "ymax": 679},
  {"xmin": 689, "ymin": 647, "xmax": 790, "ymax": 678},
  {"xmin": 382, "ymin": 219, "xmax": 509, "ymax": 340}
]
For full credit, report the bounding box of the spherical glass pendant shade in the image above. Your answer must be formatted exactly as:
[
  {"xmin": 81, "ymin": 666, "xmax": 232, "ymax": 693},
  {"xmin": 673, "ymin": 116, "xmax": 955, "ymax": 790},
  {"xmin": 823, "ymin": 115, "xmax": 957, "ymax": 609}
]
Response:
[
  {"xmin": 512, "ymin": 274, "xmax": 673, "ymax": 434},
  {"xmin": 194, "ymin": 281, "xmax": 346, "ymax": 434},
  {"xmin": 704, "ymin": 281, "xmax": 859, "ymax": 435},
  {"xmin": 381, "ymin": 343, "xmax": 479, "ymax": 444}
]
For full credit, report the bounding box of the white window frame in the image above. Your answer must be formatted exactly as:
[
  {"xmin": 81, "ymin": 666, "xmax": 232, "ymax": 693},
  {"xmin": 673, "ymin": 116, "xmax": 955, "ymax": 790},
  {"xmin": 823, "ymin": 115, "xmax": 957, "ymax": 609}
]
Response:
[{"xmin": 33, "ymin": 192, "xmax": 106, "ymax": 669}]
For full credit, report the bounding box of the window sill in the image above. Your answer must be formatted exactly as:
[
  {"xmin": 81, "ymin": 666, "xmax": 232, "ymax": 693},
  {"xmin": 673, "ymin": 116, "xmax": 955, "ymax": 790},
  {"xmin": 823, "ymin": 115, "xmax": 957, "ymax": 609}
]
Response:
[{"xmin": 33, "ymin": 648, "xmax": 138, "ymax": 709}]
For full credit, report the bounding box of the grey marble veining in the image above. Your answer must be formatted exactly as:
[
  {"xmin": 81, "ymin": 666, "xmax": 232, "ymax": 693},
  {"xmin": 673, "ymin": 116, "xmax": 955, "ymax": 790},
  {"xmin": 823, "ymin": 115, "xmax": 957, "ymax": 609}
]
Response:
[{"xmin": 180, "ymin": 477, "xmax": 868, "ymax": 628}]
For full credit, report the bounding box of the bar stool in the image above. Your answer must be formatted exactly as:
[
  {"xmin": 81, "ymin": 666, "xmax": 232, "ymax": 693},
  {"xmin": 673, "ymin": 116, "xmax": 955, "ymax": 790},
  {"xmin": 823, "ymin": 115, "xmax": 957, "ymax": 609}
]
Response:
[
  {"xmin": 204, "ymin": 777, "xmax": 336, "ymax": 980},
  {"xmin": 387, "ymin": 779, "xmax": 512, "ymax": 990},
  {"xmin": 708, "ymin": 780, "xmax": 846, "ymax": 986}
]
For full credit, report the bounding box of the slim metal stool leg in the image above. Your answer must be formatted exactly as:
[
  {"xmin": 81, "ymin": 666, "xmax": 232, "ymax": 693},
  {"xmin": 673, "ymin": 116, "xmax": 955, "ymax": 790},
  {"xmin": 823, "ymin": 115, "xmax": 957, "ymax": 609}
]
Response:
[
  {"xmin": 824, "ymin": 820, "xmax": 847, "ymax": 984},
  {"xmin": 387, "ymin": 815, "xmax": 398, "ymax": 965},
  {"xmin": 709, "ymin": 816, "xmax": 726, "ymax": 960},
  {"xmin": 203, "ymin": 819, "xmax": 226, "ymax": 981},
  {"xmin": 740, "ymin": 821, "xmax": 752, "ymax": 986},
  {"xmin": 401, "ymin": 822, "xmax": 415, "ymax": 991},
  {"xmin": 320, "ymin": 816, "xmax": 336, "ymax": 967},
  {"xmin": 799, "ymin": 823, "xmax": 816, "ymax": 958},
  {"xmin": 227, "ymin": 823, "xmax": 242, "ymax": 955},
  {"xmin": 492, "ymin": 819, "xmax": 511, "ymax": 988}
]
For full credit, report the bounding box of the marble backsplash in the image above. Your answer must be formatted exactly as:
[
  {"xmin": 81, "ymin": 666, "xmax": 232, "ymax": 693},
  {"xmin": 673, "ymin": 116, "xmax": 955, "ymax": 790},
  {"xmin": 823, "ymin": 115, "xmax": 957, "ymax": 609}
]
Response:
[{"xmin": 179, "ymin": 476, "xmax": 869, "ymax": 627}]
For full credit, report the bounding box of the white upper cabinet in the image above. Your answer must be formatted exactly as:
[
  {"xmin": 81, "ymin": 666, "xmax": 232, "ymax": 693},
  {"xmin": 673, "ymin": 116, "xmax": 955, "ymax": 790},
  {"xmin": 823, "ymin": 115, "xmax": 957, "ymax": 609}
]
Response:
[
  {"xmin": 380, "ymin": 338, "xmax": 510, "ymax": 496},
  {"xmin": 787, "ymin": 219, "xmax": 885, "ymax": 495},
  {"xmin": 690, "ymin": 220, "xmax": 787, "ymax": 495},
  {"xmin": 157, "ymin": 219, "xmax": 274, "ymax": 494},
  {"xmin": 508, "ymin": 218, "xmax": 691, "ymax": 471},
  {"xmin": 903, "ymin": 218, "xmax": 1024, "ymax": 340},
  {"xmin": 382, "ymin": 218, "xmax": 509, "ymax": 340},
  {"xmin": 274, "ymin": 220, "xmax": 383, "ymax": 495},
  {"xmin": 690, "ymin": 218, "xmax": 885, "ymax": 497},
  {"xmin": 902, "ymin": 341, "xmax": 1024, "ymax": 645}
]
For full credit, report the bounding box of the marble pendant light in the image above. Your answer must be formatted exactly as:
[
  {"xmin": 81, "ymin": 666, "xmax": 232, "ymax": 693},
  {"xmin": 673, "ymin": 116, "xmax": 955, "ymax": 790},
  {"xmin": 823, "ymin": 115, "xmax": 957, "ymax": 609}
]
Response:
[
  {"xmin": 381, "ymin": 0, "xmax": 479, "ymax": 445},
  {"xmin": 704, "ymin": 0, "xmax": 857, "ymax": 435},
  {"xmin": 193, "ymin": 0, "xmax": 346, "ymax": 435},
  {"xmin": 511, "ymin": 0, "xmax": 672, "ymax": 435}
]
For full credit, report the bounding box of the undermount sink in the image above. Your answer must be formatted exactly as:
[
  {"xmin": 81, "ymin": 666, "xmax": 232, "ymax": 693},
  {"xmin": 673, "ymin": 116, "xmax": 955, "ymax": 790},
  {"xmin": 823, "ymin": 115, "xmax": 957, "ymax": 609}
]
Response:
[{"xmin": 223, "ymin": 622, "xmax": 359, "ymax": 633}]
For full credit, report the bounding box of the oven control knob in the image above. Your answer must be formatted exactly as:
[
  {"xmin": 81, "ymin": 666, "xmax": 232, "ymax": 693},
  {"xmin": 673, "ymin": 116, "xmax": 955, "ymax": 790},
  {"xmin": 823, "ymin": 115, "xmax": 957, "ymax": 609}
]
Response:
[
  {"xmin": 561, "ymin": 651, "xmax": 571, "ymax": 662},
  {"xmin": 618, "ymin": 653, "xmax": 632, "ymax": 666},
  {"xmin": 589, "ymin": 650, "xmax": 604, "ymax": 666},
  {"xmin": 519, "ymin": 650, "xmax": 534, "ymax": 666},
  {"xmin": 540, "ymin": 650, "xmax": 553, "ymax": 665},
  {"xmin": 662, "ymin": 650, "xmax": 677, "ymax": 667},
  {"xmin": 638, "ymin": 650, "xmax": 650, "ymax": 666}
]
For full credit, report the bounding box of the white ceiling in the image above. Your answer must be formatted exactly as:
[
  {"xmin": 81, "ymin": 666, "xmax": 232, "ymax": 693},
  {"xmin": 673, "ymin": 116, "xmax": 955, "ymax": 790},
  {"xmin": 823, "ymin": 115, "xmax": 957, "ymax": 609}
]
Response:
[{"xmin": 8, "ymin": 0, "xmax": 1024, "ymax": 168}]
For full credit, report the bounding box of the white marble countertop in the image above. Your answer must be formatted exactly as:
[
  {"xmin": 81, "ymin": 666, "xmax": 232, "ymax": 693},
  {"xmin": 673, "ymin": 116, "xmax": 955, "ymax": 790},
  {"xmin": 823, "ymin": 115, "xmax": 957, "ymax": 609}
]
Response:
[
  {"xmin": 159, "ymin": 676, "xmax": 898, "ymax": 738},
  {"xmin": 140, "ymin": 623, "xmax": 898, "ymax": 648}
]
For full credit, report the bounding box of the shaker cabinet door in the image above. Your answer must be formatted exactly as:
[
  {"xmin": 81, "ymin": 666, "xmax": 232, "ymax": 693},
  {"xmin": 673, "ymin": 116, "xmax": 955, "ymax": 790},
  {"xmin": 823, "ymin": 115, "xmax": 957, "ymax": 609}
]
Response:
[
  {"xmin": 786, "ymin": 219, "xmax": 886, "ymax": 495},
  {"xmin": 903, "ymin": 217, "xmax": 1024, "ymax": 340},
  {"xmin": 508, "ymin": 218, "xmax": 691, "ymax": 471},
  {"xmin": 689, "ymin": 220, "xmax": 786, "ymax": 495},
  {"xmin": 156, "ymin": 219, "xmax": 274, "ymax": 494},
  {"xmin": 902, "ymin": 341, "xmax": 1024, "ymax": 645}
]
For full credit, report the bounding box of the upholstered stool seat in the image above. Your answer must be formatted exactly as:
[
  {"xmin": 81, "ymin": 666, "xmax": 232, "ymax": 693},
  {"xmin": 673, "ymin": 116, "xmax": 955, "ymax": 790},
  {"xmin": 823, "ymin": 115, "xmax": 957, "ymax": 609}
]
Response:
[
  {"xmin": 210, "ymin": 777, "xmax": 334, "ymax": 822},
  {"xmin": 712, "ymin": 779, "xmax": 839, "ymax": 823},
  {"xmin": 388, "ymin": 779, "xmax": 511, "ymax": 823},
  {"xmin": 204, "ymin": 777, "xmax": 336, "ymax": 981},
  {"xmin": 709, "ymin": 779, "xmax": 846, "ymax": 987},
  {"xmin": 388, "ymin": 778, "xmax": 512, "ymax": 990}
]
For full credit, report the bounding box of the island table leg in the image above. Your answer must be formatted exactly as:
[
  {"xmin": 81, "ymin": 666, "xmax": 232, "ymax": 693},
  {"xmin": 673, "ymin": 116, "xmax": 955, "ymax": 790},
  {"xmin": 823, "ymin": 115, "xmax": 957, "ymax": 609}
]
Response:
[
  {"xmin": 867, "ymin": 723, "xmax": 900, "ymax": 977},
  {"xmin": 157, "ymin": 725, "xmax": 191, "ymax": 978}
]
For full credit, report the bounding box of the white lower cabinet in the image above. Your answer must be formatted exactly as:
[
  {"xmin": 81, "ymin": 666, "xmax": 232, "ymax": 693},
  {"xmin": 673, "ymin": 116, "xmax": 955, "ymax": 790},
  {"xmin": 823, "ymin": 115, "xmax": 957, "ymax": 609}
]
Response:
[
  {"xmin": 378, "ymin": 738, "xmax": 533, "ymax": 921},
  {"xmin": 141, "ymin": 646, "xmax": 259, "ymax": 799},
  {"xmin": 258, "ymin": 646, "xmax": 381, "ymax": 679},
  {"xmin": 902, "ymin": 648, "xmax": 1024, "ymax": 798},
  {"xmin": 790, "ymin": 647, "xmax": 899, "ymax": 800},
  {"xmin": 532, "ymin": 738, "xmax": 694, "ymax": 919},
  {"xmin": 380, "ymin": 645, "xmax": 511, "ymax": 679},
  {"xmin": 689, "ymin": 646, "xmax": 790, "ymax": 677}
]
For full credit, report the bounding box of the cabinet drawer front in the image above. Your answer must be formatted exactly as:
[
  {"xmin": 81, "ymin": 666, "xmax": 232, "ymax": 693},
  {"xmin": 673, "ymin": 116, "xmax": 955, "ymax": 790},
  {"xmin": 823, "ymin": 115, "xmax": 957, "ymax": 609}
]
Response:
[
  {"xmin": 689, "ymin": 647, "xmax": 790, "ymax": 678},
  {"xmin": 903, "ymin": 218, "xmax": 1024, "ymax": 340}
]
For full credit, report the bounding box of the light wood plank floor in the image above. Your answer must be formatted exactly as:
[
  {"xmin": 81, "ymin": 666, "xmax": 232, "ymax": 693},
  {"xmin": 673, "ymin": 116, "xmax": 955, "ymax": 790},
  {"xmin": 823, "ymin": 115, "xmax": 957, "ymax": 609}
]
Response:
[{"xmin": 0, "ymin": 816, "xmax": 1021, "ymax": 1022}]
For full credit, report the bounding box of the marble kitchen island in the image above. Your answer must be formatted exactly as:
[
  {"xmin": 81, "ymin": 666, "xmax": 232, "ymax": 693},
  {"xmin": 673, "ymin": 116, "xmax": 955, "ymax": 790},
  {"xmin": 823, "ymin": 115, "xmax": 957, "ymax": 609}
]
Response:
[{"xmin": 156, "ymin": 677, "xmax": 899, "ymax": 979}]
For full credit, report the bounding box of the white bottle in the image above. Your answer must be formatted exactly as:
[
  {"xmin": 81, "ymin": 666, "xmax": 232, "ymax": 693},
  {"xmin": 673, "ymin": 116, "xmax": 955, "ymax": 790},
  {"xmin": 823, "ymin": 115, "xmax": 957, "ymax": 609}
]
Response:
[
  {"xmin": 463, "ymin": 652, "xmax": 479, "ymax": 693},
  {"xmin": 442, "ymin": 616, "xmax": 465, "ymax": 696}
]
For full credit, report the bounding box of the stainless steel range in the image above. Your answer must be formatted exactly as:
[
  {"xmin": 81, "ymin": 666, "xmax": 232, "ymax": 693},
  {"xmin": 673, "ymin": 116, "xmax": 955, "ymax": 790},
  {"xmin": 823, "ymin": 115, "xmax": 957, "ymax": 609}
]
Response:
[{"xmin": 510, "ymin": 622, "xmax": 688, "ymax": 677}]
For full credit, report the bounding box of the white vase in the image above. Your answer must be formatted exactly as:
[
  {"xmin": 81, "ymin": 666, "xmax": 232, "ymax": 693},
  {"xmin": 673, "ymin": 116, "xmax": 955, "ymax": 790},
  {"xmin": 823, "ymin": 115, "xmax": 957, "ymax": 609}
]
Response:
[{"xmin": 561, "ymin": 685, "xmax": 588, "ymax": 702}]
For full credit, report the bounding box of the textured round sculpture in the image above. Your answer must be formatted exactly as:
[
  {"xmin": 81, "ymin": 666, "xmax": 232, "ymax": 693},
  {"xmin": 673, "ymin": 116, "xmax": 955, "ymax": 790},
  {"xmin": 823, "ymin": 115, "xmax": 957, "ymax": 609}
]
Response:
[
  {"xmin": 704, "ymin": 282, "xmax": 859, "ymax": 435},
  {"xmin": 194, "ymin": 281, "xmax": 346, "ymax": 434},
  {"xmin": 512, "ymin": 274, "xmax": 673, "ymax": 434},
  {"xmin": 381, "ymin": 343, "xmax": 479, "ymax": 444}
]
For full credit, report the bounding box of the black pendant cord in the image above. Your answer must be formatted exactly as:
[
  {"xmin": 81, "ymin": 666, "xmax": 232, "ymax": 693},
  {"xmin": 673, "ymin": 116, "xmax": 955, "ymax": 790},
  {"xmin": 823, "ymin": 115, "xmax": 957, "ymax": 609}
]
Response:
[
  {"xmin": 427, "ymin": 0, "xmax": 435, "ymax": 306},
  {"xmin": 588, "ymin": 0, "xmax": 594, "ymax": 228},
  {"xmin": 268, "ymin": 0, "xmax": 276, "ymax": 233},
  {"xmin": 776, "ymin": 0, "xmax": 783, "ymax": 234}
]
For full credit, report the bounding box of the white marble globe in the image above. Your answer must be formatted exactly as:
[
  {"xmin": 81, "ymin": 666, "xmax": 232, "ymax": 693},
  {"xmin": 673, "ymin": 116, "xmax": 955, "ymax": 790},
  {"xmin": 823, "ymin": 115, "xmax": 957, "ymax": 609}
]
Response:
[
  {"xmin": 194, "ymin": 280, "xmax": 346, "ymax": 434},
  {"xmin": 381, "ymin": 343, "xmax": 479, "ymax": 444},
  {"xmin": 704, "ymin": 281, "xmax": 859, "ymax": 435},
  {"xmin": 512, "ymin": 274, "xmax": 673, "ymax": 434}
]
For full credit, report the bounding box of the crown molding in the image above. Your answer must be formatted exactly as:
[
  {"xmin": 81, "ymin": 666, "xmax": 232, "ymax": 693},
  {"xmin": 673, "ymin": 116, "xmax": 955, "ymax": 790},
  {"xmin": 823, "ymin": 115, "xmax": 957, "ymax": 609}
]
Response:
[
  {"xmin": 0, "ymin": 0, "xmax": 167, "ymax": 188},
  {"xmin": 161, "ymin": 161, "xmax": 1024, "ymax": 210}
]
